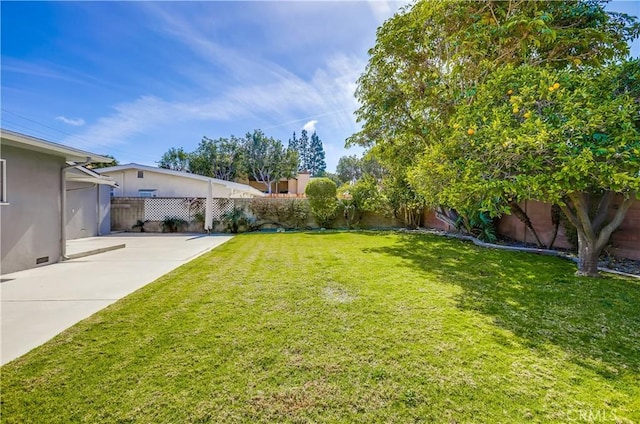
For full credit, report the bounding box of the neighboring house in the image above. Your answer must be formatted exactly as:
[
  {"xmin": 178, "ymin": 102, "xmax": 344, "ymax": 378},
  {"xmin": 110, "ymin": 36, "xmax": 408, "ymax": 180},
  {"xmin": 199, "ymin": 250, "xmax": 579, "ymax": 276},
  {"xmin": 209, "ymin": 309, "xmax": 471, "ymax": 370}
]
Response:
[
  {"xmin": 246, "ymin": 172, "xmax": 311, "ymax": 195},
  {"xmin": 96, "ymin": 163, "xmax": 265, "ymax": 198},
  {"xmin": 1, "ymin": 129, "xmax": 116, "ymax": 274}
]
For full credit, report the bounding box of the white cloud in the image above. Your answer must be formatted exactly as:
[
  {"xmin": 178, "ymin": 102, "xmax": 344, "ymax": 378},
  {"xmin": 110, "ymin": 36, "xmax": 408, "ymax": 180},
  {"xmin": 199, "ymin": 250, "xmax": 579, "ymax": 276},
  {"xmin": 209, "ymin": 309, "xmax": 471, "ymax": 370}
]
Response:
[
  {"xmin": 367, "ymin": 0, "xmax": 409, "ymax": 23},
  {"xmin": 55, "ymin": 116, "xmax": 85, "ymax": 126},
  {"xmin": 302, "ymin": 120, "xmax": 318, "ymax": 133},
  {"xmin": 62, "ymin": 4, "xmax": 371, "ymax": 169}
]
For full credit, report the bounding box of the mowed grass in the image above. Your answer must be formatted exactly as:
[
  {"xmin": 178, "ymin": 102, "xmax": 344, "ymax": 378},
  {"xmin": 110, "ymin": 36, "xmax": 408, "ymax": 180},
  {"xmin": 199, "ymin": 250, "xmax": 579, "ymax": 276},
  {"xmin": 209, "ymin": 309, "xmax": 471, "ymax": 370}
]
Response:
[{"xmin": 2, "ymin": 232, "xmax": 639, "ymax": 423}]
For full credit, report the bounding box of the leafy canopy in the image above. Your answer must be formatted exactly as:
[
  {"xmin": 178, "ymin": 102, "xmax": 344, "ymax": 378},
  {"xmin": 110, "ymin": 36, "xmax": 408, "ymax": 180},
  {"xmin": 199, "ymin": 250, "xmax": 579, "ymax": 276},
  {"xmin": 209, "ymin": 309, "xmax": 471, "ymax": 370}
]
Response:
[{"xmin": 410, "ymin": 61, "xmax": 640, "ymax": 215}]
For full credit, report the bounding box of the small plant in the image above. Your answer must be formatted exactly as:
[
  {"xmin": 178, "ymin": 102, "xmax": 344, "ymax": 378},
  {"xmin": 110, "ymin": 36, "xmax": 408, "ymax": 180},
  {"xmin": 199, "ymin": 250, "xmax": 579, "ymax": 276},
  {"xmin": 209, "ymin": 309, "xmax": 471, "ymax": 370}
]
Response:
[
  {"xmin": 221, "ymin": 208, "xmax": 253, "ymax": 233},
  {"xmin": 131, "ymin": 220, "xmax": 148, "ymax": 232},
  {"xmin": 455, "ymin": 209, "xmax": 497, "ymax": 243},
  {"xmin": 162, "ymin": 216, "xmax": 187, "ymax": 233}
]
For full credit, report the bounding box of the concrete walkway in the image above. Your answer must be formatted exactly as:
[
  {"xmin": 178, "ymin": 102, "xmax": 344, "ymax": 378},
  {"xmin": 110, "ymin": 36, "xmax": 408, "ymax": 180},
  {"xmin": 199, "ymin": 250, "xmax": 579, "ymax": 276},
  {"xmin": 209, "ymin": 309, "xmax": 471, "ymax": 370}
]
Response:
[{"xmin": 1, "ymin": 233, "xmax": 233, "ymax": 365}]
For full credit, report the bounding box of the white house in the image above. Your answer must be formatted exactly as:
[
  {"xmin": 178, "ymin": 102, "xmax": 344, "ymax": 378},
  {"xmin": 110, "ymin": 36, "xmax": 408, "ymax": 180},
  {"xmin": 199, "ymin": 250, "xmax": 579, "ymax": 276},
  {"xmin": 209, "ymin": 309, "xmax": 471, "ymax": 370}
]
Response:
[
  {"xmin": 1, "ymin": 129, "xmax": 116, "ymax": 274},
  {"xmin": 96, "ymin": 163, "xmax": 265, "ymax": 199}
]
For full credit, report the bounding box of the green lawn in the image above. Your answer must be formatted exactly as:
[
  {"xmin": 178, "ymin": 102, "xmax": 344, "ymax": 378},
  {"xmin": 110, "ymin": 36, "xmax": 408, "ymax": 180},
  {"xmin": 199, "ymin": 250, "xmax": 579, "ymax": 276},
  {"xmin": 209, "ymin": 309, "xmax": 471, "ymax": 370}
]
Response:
[{"xmin": 2, "ymin": 232, "xmax": 639, "ymax": 423}]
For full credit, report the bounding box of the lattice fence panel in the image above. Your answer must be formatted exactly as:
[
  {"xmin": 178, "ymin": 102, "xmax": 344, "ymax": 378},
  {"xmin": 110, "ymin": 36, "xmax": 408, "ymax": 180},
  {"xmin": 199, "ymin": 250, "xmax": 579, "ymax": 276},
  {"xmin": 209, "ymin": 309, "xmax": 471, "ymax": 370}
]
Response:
[
  {"xmin": 144, "ymin": 198, "xmax": 206, "ymax": 221},
  {"xmin": 211, "ymin": 198, "xmax": 235, "ymax": 221}
]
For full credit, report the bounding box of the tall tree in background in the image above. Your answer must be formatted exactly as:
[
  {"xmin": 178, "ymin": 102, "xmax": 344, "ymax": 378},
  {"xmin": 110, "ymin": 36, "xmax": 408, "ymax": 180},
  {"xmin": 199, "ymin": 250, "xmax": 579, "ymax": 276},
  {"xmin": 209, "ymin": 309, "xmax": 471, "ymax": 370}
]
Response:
[
  {"xmin": 298, "ymin": 130, "xmax": 310, "ymax": 172},
  {"xmin": 189, "ymin": 136, "xmax": 245, "ymax": 181},
  {"xmin": 288, "ymin": 131, "xmax": 300, "ymax": 169},
  {"xmin": 307, "ymin": 132, "xmax": 326, "ymax": 177},
  {"xmin": 158, "ymin": 147, "xmax": 190, "ymax": 171},
  {"xmin": 244, "ymin": 130, "xmax": 298, "ymax": 194},
  {"xmin": 336, "ymin": 154, "xmax": 384, "ymax": 184}
]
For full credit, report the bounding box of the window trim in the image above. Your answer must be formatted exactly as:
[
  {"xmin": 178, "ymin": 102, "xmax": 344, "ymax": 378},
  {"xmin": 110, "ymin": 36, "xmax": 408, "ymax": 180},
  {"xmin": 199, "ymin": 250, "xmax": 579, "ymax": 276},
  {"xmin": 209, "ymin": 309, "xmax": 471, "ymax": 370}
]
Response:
[
  {"xmin": 0, "ymin": 159, "xmax": 8, "ymax": 205},
  {"xmin": 138, "ymin": 189, "xmax": 157, "ymax": 198}
]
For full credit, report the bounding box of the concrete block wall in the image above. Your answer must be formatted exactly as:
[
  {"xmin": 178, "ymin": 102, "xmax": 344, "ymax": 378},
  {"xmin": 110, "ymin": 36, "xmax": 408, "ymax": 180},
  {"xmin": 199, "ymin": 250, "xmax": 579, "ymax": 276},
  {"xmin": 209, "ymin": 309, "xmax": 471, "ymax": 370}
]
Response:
[
  {"xmin": 110, "ymin": 198, "xmax": 145, "ymax": 231},
  {"xmin": 424, "ymin": 199, "xmax": 639, "ymax": 261}
]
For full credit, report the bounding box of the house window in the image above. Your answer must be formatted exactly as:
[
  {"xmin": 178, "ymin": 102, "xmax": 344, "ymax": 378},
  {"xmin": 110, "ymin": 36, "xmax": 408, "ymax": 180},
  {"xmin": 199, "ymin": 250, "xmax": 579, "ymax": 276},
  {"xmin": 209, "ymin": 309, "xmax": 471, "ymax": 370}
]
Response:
[
  {"xmin": 137, "ymin": 170, "xmax": 144, "ymax": 178},
  {"xmin": 0, "ymin": 159, "xmax": 7, "ymax": 204},
  {"xmin": 138, "ymin": 189, "xmax": 157, "ymax": 198}
]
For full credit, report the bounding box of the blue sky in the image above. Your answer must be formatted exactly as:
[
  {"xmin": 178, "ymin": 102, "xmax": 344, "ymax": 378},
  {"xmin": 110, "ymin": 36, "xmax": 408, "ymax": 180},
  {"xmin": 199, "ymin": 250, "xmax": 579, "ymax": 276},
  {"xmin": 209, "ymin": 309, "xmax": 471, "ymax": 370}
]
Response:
[{"xmin": 2, "ymin": 1, "xmax": 638, "ymax": 172}]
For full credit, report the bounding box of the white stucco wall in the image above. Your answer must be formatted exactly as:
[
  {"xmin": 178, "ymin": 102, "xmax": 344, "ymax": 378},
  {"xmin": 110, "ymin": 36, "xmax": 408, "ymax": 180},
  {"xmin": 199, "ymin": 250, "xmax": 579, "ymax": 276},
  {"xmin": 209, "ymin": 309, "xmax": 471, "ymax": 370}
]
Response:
[{"xmin": 103, "ymin": 169, "xmax": 231, "ymax": 198}]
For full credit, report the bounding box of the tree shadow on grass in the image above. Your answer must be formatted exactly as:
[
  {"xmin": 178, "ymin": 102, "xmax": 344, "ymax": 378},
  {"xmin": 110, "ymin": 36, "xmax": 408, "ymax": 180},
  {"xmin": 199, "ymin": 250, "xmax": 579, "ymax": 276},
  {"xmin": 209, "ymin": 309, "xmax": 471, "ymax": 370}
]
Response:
[{"xmin": 363, "ymin": 232, "xmax": 640, "ymax": 378}]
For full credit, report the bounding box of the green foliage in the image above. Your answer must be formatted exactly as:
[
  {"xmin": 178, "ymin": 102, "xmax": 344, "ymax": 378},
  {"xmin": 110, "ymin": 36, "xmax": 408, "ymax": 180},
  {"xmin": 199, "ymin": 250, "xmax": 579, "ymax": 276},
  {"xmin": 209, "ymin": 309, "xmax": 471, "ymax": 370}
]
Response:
[
  {"xmin": 189, "ymin": 136, "xmax": 245, "ymax": 181},
  {"xmin": 380, "ymin": 174, "xmax": 425, "ymax": 228},
  {"xmin": 305, "ymin": 178, "xmax": 338, "ymax": 227},
  {"xmin": 88, "ymin": 154, "xmax": 118, "ymax": 169},
  {"xmin": 350, "ymin": 0, "xmax": 639, "ymax": 275},
  {"xmin": 220, "ymin": 208, "xmax": 253, "ymax": 233},
  {"xmin": 248, "ymin": 198, "xmax": 309, "ymax": 229},
  {"xmin": 308, "ymin": 132, "xmax": 326, "ymax": 177},
  {"xmin": 131, "ymin": 219, "xmax": 148, "ymax": 232},
  {"xmin": 455, "ymin": 209, "xmax": 498, "ymax": 243},
  {"xmin": 416, "ymin": 63, "xmax": 639, "ymax": 212},
  {"xmin": 161, "ymin": 216, "xmax": 187, "ymax": 233},
  {"xmin": 289, "ymin": 130, "xmax": 327, "ymax": 176},
  {"xmin": 245, "ymin": 129, "xmax": 298, "ymax": 194},
  {"xmin": 158, "ymin": 147, "xmax": 190, "ymax": 171},
  {"xmin": 323, "ymin": 172, "xmax": 343, "ymax": 188},
  {"xmin": 338, "ymin": 176, "xmax": 385, "ymax": 229},
  {"xmin": 336, "ymin": 154, "xmax": 384, "ymax": 184}
]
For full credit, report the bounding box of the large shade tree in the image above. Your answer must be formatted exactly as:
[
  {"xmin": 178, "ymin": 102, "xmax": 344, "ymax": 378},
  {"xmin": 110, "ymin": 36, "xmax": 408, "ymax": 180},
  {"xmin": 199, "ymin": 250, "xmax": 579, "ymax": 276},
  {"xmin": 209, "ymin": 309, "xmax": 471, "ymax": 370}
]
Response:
[
  {"xmin": 244, "ymin": 130, "xmax": 298, "ymax": 194},
  {"xmin": 410, "ymin": 62, "xmax": 640, "ymax": 276},
  {"xmin": 189, "ymin": 136, "xmax": 245, "ymax": 181},
  {"xmin": 349, "ymin": 0, "xmax": 639, "ymax": 276}
]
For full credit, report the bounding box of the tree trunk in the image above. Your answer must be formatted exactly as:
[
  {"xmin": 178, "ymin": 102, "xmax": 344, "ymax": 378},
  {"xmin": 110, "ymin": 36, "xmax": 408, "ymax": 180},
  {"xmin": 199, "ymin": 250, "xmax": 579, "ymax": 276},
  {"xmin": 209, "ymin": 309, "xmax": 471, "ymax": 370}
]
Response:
[
  {"xmin": 508, "ymin": 201, "xmax": 543, "ymax": 247},
  {"xmin": 576, "ymin": 230, "xmax": 602, "ymax": 277},
  {"xmin": 559, "ymin": 191, "xmax": 635, "ymax": 277},
  {"xmin": 547, "ymin": 204, "xmax": 562, "ymax": 249}
]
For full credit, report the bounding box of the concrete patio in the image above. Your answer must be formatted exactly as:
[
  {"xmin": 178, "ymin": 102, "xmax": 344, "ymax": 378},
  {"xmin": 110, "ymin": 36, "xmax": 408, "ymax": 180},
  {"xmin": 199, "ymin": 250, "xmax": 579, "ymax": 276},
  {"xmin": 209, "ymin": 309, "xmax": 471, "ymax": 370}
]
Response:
[{"xmin": 0, "ymin": 233, "xmax": 233, "ymax": 365}]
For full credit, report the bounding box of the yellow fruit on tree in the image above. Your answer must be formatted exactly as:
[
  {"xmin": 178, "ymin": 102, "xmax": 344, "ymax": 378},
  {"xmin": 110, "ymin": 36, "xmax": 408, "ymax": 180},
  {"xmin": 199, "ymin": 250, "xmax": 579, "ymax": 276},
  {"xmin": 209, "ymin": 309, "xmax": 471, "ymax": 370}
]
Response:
[
  {"xmin": 524, "ymin": 111, "xmax": 532, "ymax": 119},
  {"xmin": 467, "ymin": 128, "xmax": 475, "ymax": 136},
  {"xmin": 553, "ymin": 82, "xmax": 560, "ymax": 90},
  {"xmin": 507, "ymin": 89, "xmax": 513, "ymax": 95},
  {"xmin": 548, "ymin": 86, "xmax": 555, "ymax": 92},
  {"xmin": 513, "ymin": 107, "xmax": 520, "ymax": 114}
]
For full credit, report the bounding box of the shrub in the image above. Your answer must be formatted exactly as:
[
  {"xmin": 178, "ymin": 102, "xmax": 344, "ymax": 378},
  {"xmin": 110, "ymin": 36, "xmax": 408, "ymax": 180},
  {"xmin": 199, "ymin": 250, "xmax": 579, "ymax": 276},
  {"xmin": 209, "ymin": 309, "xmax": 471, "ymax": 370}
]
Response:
[
  {"xmin": 162, "ymin": 216, "xmax": 187, "ymax": 233},
  {"xmin": 338, "ymin": 176, "xmax": 384, "ymax": 228},
  {"xmin": 221, "ymin": 208, "xmax": 253, "ymax": 233},
  {"xmin": 249, "ymin": 198, "xmax": 309, "ymax": 229},
  {"xmin": 305, "ymin": 178, "xmax": 338, "ymax": 228}
]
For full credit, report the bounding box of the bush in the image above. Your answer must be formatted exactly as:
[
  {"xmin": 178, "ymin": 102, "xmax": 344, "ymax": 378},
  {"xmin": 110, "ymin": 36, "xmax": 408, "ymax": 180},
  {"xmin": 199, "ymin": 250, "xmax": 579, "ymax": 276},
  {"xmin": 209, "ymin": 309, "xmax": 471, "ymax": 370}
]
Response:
[
  {"xmin": 221, "ymin": 208, "xmax": 253, "ymax": 233},
  {"xmin": 338, "ymin": 176, "xmax": 384, "ymax": 228},
  {"xmin": 305, "ymin": 178, "xmax": 338, "ymax": 228},
  {"xmin": 162, "ymin": 216, "xmax": 187, "ymax": 233},
  {"xmin": 249, "ymin": 199, "xmax": 309, "ymax": 229}
]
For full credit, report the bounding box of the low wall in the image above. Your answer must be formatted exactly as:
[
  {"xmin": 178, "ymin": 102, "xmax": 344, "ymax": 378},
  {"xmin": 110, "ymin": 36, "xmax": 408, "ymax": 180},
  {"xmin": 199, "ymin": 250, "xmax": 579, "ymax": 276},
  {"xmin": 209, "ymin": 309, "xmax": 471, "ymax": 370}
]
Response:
[
  {"xmin": 111, "ymin": 196, "xmax": 638, "ymax": 260},
  {"xmin": 497, "ymin": 199, "xmax": 639, "ymax": 260}
]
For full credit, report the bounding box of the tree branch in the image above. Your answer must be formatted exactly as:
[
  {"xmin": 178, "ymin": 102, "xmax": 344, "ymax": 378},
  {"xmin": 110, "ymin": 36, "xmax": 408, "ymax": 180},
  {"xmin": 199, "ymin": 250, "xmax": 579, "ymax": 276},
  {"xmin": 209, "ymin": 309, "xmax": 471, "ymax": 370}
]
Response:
[
  {"xmin": 596, "ymin": 194, "xmax": 636, "ymax": 252},
  {"xmin": 592, "ymin": 190, "xmax": 615, "ymax": 232},
  {"xmin": 568, "ymin": 192, "xmax": 596, "ymax": 240}
]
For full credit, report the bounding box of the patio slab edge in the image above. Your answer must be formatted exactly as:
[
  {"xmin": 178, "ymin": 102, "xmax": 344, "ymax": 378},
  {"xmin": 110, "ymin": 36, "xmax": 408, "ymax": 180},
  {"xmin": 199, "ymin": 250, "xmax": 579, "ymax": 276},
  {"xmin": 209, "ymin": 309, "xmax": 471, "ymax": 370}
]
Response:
[{"xmin": 66, "ymin": 243, "xmax": 126, "ymax": 260}]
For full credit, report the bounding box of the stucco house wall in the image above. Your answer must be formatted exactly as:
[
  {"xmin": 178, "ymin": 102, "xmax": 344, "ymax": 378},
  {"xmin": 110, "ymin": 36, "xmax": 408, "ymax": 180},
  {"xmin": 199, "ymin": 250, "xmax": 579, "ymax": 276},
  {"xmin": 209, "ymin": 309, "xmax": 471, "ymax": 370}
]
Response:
[
  {"xmin": 98, "ymin": 164, "xmax": 265, "ymax": 199},
  {"xmin": 1, "ymin": 129, "xmax": 115, "ymax": 274},
  {"xmin": 1, "ymin": 145, "xmax": 64, "ymax": 274},
  {"xmin": 66, "ymin": 183, "xmax": 111, "ymax": 240},
  {"xmin": 105, "ymin": 168, "xmax": 231, "ymax": 198}
]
